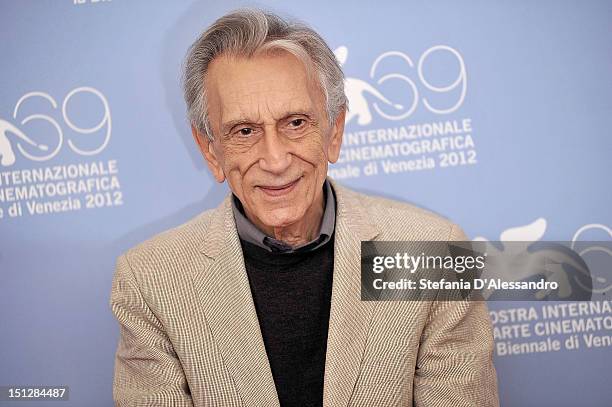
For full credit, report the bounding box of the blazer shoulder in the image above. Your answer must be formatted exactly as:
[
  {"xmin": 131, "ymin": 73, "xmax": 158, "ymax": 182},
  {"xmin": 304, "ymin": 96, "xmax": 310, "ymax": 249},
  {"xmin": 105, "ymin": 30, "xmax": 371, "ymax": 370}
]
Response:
[
  {"xmin": 119, "ymin": 206, "xmax": 217, "ymax": 273},
  {"xmin": 336, "ymin": 183, "xmax": 464, "ymax": 241}
]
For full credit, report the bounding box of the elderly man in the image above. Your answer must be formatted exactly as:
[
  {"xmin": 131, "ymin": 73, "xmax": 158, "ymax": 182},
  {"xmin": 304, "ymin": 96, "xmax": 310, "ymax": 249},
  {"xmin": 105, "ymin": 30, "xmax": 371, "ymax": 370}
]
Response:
[{"xmin": 110, "ymin": 8, "xmax": 499, "ymax": 407}]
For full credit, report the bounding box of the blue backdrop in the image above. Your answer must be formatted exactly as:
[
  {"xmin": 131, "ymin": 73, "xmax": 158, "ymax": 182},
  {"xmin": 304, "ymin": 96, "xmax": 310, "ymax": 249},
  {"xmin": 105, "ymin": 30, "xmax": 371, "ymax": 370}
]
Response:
[{"xmin": 1, "ymin": 1, "xmax": 610, "ymax": 406}]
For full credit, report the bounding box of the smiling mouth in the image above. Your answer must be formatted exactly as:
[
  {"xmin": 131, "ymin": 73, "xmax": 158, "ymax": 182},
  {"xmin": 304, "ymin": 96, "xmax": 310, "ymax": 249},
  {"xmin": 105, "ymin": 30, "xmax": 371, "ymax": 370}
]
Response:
[{"xmin": 257, "ymin": 178, "xmax": 300, "ymax": 197}]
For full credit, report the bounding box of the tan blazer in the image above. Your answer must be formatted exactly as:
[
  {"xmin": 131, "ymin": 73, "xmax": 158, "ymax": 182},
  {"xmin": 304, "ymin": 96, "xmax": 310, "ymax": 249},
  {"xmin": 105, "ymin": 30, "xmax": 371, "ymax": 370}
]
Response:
[{"xmin": 110, "ymin": 179, "xmax": 499, "ymax": 406}]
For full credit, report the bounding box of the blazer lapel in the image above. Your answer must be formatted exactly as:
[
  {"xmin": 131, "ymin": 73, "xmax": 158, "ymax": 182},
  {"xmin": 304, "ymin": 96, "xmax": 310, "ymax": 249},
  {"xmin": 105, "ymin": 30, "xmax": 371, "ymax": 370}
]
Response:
[
  {"xmin": 190, "ymin": 181, "xmax": 379, "ymax": 407},
  {"xmin": 193, "ymin": 196, "xmax": 280, "ymax": 406},
  {"xmin": 323, "ymin": 180, "xmax": 380, "ymax": 407}
]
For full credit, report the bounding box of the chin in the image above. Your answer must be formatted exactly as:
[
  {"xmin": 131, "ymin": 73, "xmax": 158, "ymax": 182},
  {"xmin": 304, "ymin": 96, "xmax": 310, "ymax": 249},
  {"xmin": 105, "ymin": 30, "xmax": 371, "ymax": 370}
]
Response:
[{"xmin": 257, "ymin": 205, "xmax": 306, "ymax": 228}]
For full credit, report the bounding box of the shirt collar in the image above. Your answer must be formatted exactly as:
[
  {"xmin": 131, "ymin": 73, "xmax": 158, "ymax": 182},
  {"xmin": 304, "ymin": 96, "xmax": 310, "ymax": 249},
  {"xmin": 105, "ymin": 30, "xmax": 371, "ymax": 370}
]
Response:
[{"xmin": 231, "ymin": 179, "xmax": 336, "ymax": 253}]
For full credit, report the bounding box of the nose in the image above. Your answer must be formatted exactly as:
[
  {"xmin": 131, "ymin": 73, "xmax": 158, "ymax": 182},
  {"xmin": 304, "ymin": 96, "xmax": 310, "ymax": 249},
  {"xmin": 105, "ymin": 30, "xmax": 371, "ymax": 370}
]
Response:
[{"xmin": 257, "ymin": 125, "xmax": 292, "ymax": 174}]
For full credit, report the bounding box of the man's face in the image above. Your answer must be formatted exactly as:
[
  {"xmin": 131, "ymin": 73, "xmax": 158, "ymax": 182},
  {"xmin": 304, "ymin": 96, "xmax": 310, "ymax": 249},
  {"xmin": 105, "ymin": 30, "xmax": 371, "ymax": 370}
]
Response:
[{"xmin": 192, "ymin": 51, "xmax": 345, "ymax": 231}]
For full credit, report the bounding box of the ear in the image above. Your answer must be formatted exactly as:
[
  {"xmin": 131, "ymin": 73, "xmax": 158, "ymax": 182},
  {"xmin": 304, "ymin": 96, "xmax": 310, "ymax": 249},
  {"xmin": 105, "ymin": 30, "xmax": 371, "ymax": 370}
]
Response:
[
  {"xmin": 191, "ymin": 125, "xmax": 226, "ymax": 183},
  {"xmin": 326, "ymin": 107, "xmax": 346, "ymax": 163}
]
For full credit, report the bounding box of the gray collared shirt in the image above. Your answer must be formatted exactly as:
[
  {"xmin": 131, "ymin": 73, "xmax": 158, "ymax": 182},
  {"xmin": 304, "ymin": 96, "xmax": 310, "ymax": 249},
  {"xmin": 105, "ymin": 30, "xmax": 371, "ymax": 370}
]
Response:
[{"xmin": 232, "ymin": 179, "xmax": 336, "ymax": 253}]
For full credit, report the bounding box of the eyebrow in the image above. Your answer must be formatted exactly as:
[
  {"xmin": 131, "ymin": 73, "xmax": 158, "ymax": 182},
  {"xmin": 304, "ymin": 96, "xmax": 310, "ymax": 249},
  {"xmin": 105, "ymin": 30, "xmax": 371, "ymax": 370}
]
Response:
[
  {"xmin": 221, "ymin": 119, "xmax": 255, "ymax": 135},
  {"xmin": 221, "ymin": 110, "xmax": 317, "ymax": 134}
]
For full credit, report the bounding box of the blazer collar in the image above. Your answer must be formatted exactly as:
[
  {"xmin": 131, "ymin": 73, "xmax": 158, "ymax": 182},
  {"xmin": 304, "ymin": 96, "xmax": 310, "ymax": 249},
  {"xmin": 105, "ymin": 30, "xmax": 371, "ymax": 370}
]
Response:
[
  {"xmin": 198, "ymin": 178, "xmax": 379, "ymax": 257},
  {"xmin": 195, "ymin": 178, "xmax": 379, "ymax": 407}
]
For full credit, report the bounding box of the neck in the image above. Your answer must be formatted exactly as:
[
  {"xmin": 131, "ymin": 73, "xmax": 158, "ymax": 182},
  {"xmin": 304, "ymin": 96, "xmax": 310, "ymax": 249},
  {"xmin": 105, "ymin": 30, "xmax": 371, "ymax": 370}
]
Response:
[{"xmin": 251, "ymin": 190, "xmax": 325, "ymax": 247}]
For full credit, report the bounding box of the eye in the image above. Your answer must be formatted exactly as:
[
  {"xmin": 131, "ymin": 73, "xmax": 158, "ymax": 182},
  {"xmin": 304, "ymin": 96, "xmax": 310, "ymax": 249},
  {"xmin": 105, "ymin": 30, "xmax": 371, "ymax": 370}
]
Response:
[
  {"xmin": 237, "ymin": 127, "xmax": 253, "ymax": 137},
  {"xmin": 289, "ymin": 118, "xmax": 306, "ymax": 128}
]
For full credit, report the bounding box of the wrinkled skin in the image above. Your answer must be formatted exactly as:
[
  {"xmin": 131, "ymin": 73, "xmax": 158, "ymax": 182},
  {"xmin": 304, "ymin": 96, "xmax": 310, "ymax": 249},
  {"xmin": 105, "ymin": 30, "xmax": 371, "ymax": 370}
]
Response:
[{"xmin": 191, "ymin": 51, "xmax": 345, "ymax": 246}]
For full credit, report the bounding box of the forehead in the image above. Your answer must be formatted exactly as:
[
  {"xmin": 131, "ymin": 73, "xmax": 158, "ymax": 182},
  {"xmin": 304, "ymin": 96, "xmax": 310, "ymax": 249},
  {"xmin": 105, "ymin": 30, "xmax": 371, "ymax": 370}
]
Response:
[{"xmin": 205, "ymin": 51, "xmax": 324, "ymax": 124}]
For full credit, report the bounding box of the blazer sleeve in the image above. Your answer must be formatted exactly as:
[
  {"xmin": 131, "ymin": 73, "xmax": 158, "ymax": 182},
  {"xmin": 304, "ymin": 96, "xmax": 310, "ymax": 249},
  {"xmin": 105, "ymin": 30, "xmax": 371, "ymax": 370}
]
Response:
[
  {"xmin": 413, "ymin": 224, "xmax": 500, "ymax": 407},
  {"xmin": 110, "ymin": 253, "xmax": 194, "ymax": 407}
]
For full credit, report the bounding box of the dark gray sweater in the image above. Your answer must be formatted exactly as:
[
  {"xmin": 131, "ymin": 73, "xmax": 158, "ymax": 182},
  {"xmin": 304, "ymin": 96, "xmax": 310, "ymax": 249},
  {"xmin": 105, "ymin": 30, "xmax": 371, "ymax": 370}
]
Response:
[{"xmin": 240, "ymin": 235, "xmax": 335, "ymax": 407}]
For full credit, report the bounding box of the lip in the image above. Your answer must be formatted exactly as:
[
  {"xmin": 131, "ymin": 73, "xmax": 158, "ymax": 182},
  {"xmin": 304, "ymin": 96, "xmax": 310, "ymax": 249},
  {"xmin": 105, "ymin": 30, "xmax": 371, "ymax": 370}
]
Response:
[{"xmin": 257, "ymin": 178, "xmax": 300, "ymax": 197}]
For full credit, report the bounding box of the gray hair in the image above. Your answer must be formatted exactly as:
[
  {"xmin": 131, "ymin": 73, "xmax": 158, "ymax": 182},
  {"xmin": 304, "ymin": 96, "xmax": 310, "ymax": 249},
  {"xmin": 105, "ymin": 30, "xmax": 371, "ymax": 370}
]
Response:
[{"xmin": 182, "ymin": 8, "xmax": 347, "ymax": 141}]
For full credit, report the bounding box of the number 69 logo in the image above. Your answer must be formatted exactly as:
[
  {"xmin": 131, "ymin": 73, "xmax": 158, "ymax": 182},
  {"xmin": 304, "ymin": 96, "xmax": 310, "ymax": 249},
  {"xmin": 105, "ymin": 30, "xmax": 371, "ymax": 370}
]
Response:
[{"xmin": 0, "ymin": 86, "xmax": 111, "ymax": 166}]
